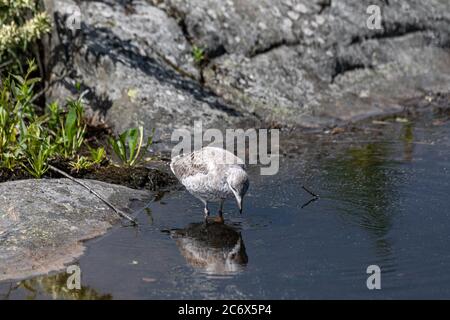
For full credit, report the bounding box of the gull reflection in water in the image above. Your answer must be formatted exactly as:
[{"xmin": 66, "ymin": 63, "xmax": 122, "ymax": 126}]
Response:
[{"xmin": 171, "ymin": 222, "xmax": 248, "ymax": 276}]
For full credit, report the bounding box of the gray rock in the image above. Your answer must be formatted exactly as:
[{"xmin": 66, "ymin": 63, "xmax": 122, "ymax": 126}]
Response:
[
  {"xmin": 157, "ymin": 0, "xmax": 301, "ymax": 56},
  {"xmin": 0, "ymin": 179, "xmax": 150, "ymax": 281},
  {"xmin": 44, "ymin": 0, "xmax": 450, "ymax": 135},
  {"xmin": 197, "ymin": 0, "xmax": 450, "ymax": 127},
  {"xmin": 157, "ymin": 0, "xmax": 450, "ymax": 127},
  {"xmin": 44, "ymin": 0, "xmax": 256, "ymax": 143}
]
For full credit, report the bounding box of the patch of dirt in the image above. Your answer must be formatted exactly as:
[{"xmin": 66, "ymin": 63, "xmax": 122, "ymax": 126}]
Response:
[
  {"xmin": 51, "ymin": 157, "xmax": 177, "ymax": 191},
  {"xmin": 0, "ymin": 158, "xmax": 177, "ymax": 191},
  {"xmin": 83, "ymin": 164, "xmax": 177, "ymax": 191},
  {"xmin": 0, "ymin": 168, "xmax": 33, "ymax": 182}
]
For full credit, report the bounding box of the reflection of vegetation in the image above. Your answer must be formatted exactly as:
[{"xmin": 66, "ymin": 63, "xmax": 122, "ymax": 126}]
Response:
[
  {"xmin": 2, "ymin": 272, "xmax": 112, "ymax": 300},
  {"xmin": 144, "ymin": 207, "xmax": 153, "ymax": 225},
  {"xmin": 323, "ymin": 141, "xmax": 399, "ymax": 255},
  {"xmin": 402, "ymin": 122, "xmax": 414, "ymax": 162},
  {"xmin": 313, "ymin": 120, "xmax": 418, "ymax": 257}
]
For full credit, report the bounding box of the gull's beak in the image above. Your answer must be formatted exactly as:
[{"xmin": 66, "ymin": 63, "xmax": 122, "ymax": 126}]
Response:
[{"xmin": 236, "ymin": 197, "xmax": 243, "ymax": 214}]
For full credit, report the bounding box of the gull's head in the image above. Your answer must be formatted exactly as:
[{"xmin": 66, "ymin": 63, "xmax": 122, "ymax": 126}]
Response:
[{"xmin": 226, "ymin": 166, "xmax": 250, "ymax": 214}]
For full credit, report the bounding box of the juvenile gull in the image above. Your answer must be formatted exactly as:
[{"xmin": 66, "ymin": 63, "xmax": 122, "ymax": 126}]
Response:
[{"xmin": 170, "ymin": 147, "xmax": 249, "ymax": 222}]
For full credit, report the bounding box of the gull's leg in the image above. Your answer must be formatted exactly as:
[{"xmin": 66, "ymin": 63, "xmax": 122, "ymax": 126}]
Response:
[
  {"xmin": 218, "ymin": 199, "xmax": 224, "ymax": 216},
  {"xmin": 216, "ymin": 199, "xmax": 225, "ymax": 224},
  {"xmin": 202, "ymin": 199, "xmax": 209, "ymax": 222}
]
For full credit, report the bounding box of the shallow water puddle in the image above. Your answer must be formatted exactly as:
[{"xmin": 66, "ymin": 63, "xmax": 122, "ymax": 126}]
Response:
[{"xmin": 1, "ymin": 115, "xmax": 450, "ymax": 299}]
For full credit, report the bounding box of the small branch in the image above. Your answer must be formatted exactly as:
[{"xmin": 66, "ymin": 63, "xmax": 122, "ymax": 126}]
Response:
[
  {"xmin": 48, "ymin": 165, "xmax": 138, "ymax": 225},
  {"xmin": 301, "ymin": 197, "xmax": 319, "ymax": 209},
  {"xmin": 302, "ymin": 185, "xmax": 319, "ymax": 198}
]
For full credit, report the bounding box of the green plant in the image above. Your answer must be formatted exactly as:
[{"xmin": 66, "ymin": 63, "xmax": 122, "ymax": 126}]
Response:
[
  {"xmin": 0, "ymin": 59, "xmax": 39, "ymax": 169},
  {"xmin": 0, "ymin": 61, "xmax": 89, "ymax": 176},
  {"xmin": 192, "ymin": 45, "xmax": 205, "ymax": 64},
  {"xmin": 1, "ymin": 61, "xmax": 159, "ymax": 180},
  {"xmin": 0, "ymin": 104, "xmax": 18, "ymax": 169},
  {"xmin": 69, "ymin": 155, "xmax": 93, "ymax": 172},
  {"xmin": 109, "ymin": 126, "xmax": 154, "ymax": 167},
  {"xmin": 1, "ymin": 58, "xmax": 39, "ymax": 117},
  {"xmin": 58, "ymin": 98, "xmax": 86, "ymax": 158},
  {"xmin": 21, "ymin": 121, "xmax": 54, "ymax": 178},
  {"xmin": 24, "ymin": 141, "xmax": 52, "ymax": 178},
  {"xmin": 0, "ymin": 1, "xmax": 51, "ymax": 73},
  {"xmin": 46, "ymin": 101, "xmax": 61, "ymax": 132},
  {"xmin": 88, "ymin": 146, "xmax": 106, "ymax": 164}
]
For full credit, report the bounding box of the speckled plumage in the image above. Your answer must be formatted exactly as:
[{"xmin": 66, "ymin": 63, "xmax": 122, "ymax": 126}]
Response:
[{"xmin": 170, "ymin": 147, "xmax": 249, "ymax": 219}]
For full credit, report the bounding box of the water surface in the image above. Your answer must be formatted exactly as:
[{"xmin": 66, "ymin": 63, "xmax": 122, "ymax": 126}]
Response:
[{"xmin": 1, "ymin": 113, "xmax": 450, "ymax": 299}]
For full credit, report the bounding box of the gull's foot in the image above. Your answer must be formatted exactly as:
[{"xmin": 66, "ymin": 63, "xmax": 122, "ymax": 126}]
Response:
[
  {"xmin": 204, "ymin": 215, "xmax": 224, "ymax": 224},
  {"xmin": 203, "ymin": 207, "xmax": 210, "ymax": 223},
  {"xmin": 214, "ymin": 215, "xmax": 225, "ymax": 224},
  {"xmin": 215, "ymin": 209, "xmax": 225, "ymax": 224},
  {"xmin": 214, "ymin": 211, "xmax": 225, "ymax": 224}
]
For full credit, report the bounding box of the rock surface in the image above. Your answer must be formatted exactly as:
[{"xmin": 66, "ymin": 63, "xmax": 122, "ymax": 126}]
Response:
[
  {"xmin": 44, "ymin": 0, "xmax": 450, "ymax": 136},
  {"xmin": 182, "ymin": 0, "xmax": 450, "ymax": 127},
  {"xmin": 44, "ymin": 0, "xmax": 256, "ymax": 143},
  {"xmin": 0, "ymin": 179, "xmax": 151, "ymax": 281}
]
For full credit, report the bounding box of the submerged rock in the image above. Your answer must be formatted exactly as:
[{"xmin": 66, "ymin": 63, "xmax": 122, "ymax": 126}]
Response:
[{"xmin": 0, "ymin": 179, "xmax": 151, "ymax": 281}]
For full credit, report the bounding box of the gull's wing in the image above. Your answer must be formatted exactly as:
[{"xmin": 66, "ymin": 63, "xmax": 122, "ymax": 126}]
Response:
[
  {"xmin": 170, "ymin": 147, "xmax": 244, "ymax": 181},
  {"xmin": 170, "ymin": 150, "xmax": 209, "ymax": 181}
]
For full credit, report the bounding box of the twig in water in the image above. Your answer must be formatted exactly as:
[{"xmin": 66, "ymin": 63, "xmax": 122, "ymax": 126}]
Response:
[
  {"xmin": 301, "ymin": 197, "xmax": 319, "ymax": 209},
  {"xmin": 48, "ymin": 165, "xmax": 138, "ymax": 225},
  {"xmin": 302, "ymin": 185, "xmax": 319, "ymax": 198}
]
